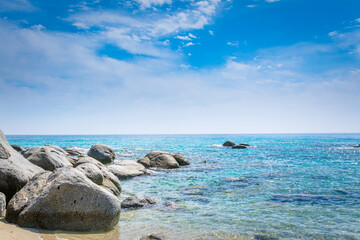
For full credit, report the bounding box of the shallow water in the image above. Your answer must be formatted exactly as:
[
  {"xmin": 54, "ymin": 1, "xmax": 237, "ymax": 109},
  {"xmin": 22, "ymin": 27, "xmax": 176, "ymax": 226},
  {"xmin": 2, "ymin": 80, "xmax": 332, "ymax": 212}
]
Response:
[{"xmin": 7, "ymin": 134, "xmax": 360, "ymax": 240}]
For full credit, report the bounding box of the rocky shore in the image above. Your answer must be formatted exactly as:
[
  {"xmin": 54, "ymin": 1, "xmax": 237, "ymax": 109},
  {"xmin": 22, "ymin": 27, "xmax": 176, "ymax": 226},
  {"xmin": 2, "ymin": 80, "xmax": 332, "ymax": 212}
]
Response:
[{"xmin": 0, "ymin": 129, "xmax": 190, "ymax": 238}]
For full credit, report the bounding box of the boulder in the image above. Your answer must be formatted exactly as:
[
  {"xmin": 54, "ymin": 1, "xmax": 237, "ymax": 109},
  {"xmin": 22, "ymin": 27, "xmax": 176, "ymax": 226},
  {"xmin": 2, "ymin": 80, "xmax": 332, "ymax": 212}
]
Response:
[
  {"xmin": 76, "ymin": 162, "xmax": 103, "ymax": 185},
  {"xmin": 23, "ymin": 146, "xmax": 72, "ymax": 171},
  {"xmin": 232, "ymin": 144, "xmax": 247, "ymax": 149},
  {"xmin": 107, "ymin": 160, "xmax": 149, "ymax": 180},
  {"xmin": 354, "ymin": 144, "xmax": 360, "ymax": 148},
  {"xmin": 172, "ymin": 154, "xmax": 190, "ymax": 166},
  {"xmin": 121, "ymin": 196, "xmax": 157, "ymax": 209},
  {"xmin": 11, "ymin": 145, "xmax": 25, "ymax": 153},
  {"xmin": 0, "ymin": 129, "xmax": 44, "ymax": 202},
  {"xmin": 137, "ymin": 151, "xmax": 179, "ymax": 169},
  {"xmin": 74, "ymin": 157, "xmax": 121, "ymax": 196},
  {"xmin": 222, "ymin": 141, "xmax": 236, "ymax": 147},
  {"xmin": 65, "ymin": 148, "xmax": 86, "ymax": 157},
  {"xmin": 6, "ymin": 167, "xmax": 121, "ymax": 231},
  {"xmin": 0, "ymin": 192, "xmax": 5, "ymax": 217},
  {"xmin": 87, "ymin": 144, "xmax": 115, "ymax": 164}
]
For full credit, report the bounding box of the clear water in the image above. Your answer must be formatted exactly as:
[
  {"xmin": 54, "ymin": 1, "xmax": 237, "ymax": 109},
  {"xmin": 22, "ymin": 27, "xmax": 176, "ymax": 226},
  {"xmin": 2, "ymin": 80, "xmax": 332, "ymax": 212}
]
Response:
[{"xmin": 6, "ymin": 134, "xmax": 360, "ymax": 240}]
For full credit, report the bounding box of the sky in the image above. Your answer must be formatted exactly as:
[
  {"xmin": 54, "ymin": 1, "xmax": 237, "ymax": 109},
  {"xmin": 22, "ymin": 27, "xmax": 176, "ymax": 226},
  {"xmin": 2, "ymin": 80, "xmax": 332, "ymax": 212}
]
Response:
[{"xmin": 0, "ymin": 0, "xmax": 359, "ymax": 134}]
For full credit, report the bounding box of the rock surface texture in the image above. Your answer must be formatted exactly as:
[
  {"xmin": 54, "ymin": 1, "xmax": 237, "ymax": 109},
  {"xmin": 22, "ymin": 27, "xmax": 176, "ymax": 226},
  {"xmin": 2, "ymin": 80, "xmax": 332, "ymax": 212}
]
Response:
[
  {"xmin": 121, "ymin": 196, "xmax": 157, "ymax": 209},
  {"xmin": 107, "ymin": 160, "xmax": 149, "ymax": 180},
  {"xmin": 222, "ymin": 141, "xmax": 236, "ymax": 147},
  {"xmin": 172, "ymin": 154, "xmax": 190, "ymax": 166},
  {"xmin": 0, "ymin": 129, "xmax": 44, "ymax": 202},
  {"xmin": 23, "ymin": 146, "xmax": 72, "ymax": 171},
  {"xmin": 74, "ymin": 157, "xmax": 121, "ymax": 196},
  {"xmin": 6, "ymin": 167, "xmax": 121, "ymax": 231},
  {"xmin": 87, "ymin": 144, "xmax": 115, "ymax": 164},
  {"xmin": 137, "ymin": 151, "xmax": 179, "ymax": 169},
  {"xmin": 0, "ymin": 192, "xmax": 6, "ymax": 217}
]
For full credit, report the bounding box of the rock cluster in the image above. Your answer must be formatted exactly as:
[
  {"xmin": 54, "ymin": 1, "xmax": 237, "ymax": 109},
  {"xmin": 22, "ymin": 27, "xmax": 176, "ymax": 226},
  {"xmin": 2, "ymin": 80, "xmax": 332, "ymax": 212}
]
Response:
[
  {"xmin": 137, "ymin": 151, "xmax": 190, "ymax": 169},
  {"xmin": 1, "ymin": 129, "xmax": 191, "ymax": 234},
  {"xmin": 222, "ymin": 141, "xmax": 250, "ymax": 149},
  {"xmin": 354, "ymin": 143, "xmax": 360, "ymax": 148}
]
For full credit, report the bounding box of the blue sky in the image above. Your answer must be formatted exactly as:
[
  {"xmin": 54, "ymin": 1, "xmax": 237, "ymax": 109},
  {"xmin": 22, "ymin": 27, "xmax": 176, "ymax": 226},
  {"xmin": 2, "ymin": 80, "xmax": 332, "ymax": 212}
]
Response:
[{"xmin": 0, "ymin": 0, "xmax": 359, "ymax": 134}]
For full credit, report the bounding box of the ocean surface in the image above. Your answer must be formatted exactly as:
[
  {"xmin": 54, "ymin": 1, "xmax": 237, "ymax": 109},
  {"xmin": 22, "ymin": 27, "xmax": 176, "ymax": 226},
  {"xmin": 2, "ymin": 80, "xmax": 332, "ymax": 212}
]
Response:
[{"xmin": 6, "ymin": 134, "xmax": 360, "ymax": 240}]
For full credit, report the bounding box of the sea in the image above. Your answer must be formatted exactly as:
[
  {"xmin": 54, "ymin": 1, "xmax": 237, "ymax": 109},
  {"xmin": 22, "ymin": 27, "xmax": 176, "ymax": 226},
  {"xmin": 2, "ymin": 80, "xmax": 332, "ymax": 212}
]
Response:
[{"xmin": 6, "ymin": 134, "xmax": 360, "ymax": 240}]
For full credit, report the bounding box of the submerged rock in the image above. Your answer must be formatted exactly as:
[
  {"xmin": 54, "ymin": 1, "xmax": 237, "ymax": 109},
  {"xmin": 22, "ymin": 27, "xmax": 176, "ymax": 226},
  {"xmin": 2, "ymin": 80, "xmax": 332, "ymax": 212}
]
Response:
[
  {"xmin": 254, "ymin": 235, "xmax": 279, "ymax": 240},
  {"xmin": 0, "ymin": 192, "xmax": 6, "ymax": 217},
  {"xmin": 232, "ymin": 144, "xmax": 247, "ymax": 149},
  {"xmin": 108, "ymin": 160, "xmax": 149, "ymax": 180},
  {"xmin": 88, "ymin": 144, "xmax": 115, "ymax": 164},
  {"xmin": 140, "ymin": 234, "xmax": 164, "ymax": 240},
  {"xmin": 121, "ymin": 196, "xmax": 157, "ymax": 209},
  {"xmin": 270, "ymin": 194, "xmax": 346, "ymax": 204},
  {"xmin": 172, "ymin": 154, "xmax": 190, "ymax": 166},
  {"xmin": 6, "ymin": 167, "xmax": 121, "ymax": 231},
  {"xmin": 11, "ymin": 145, "xmax": 25, "ymax": 153},
  {"xmin": 23, "ymin": 146, "xmax": 72, "ymax": 171},
  {"xmin": 74, "ymin": 157, "xmax": 121, "ymax": 196},
  {"xmin": 222, "ymin": 141, "xmax": 236, "ymax": 147},
  {"xmin": 354, "ymin": 144, "xmax": 360, "ymax": 148},
  {"xmin": 137, "ymin": 151, "xmax": 179, "ymax": 169},
  {"xmin": 164, "ymin": 201, "xmax": 179, "ymax": 209},
  {"xmin": 0, "ymin": 129, "xmax": 44, "ymax": 202}
]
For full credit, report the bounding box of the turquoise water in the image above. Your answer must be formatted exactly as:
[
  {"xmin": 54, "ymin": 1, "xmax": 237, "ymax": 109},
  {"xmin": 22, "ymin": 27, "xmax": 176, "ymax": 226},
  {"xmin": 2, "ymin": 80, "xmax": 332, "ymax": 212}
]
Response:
[{"xmin": 6, "ymin": 134, "xmax": 360, "ymax": 240}]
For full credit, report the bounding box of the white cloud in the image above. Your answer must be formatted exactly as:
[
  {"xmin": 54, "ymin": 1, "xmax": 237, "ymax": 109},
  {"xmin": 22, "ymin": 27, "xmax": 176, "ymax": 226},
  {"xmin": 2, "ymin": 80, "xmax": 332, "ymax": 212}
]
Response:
[
  {"xmin": 0, "ymin": 0, "xmax": 36, "ymax": 12},
  {"xmin": 31, "ymin": 24, "xmax": 45, "ymax": 31},
  {"xmin": 209, "ymin": 30, "xmax": 214, "ymax": 35},
  {"xmin": 265, "ymin": 0, "xmax": 280, "ymax": 2},
  {"xmin": 247, "ymin": 5, "xmax": 257, "ymax": 8},
  {"xmin": 188, "ymin": 33, "xmax": 196, "ymax": 39},
  {"xmin": 134, "ymin": 0, "xmax": 172, "ymax": 9},
  {"xmin": 328, "ymin": 31, "xmax": 338, "ymax": 37},
  {"xmin": 175, "ymin": 35, "xmax": 192, "ymax": 41},
  {"xmin": 184, "ymin": 42, "xmax": 195, "ymax": 47},
  {"xmin": 227, "ymin": 41, "xmax": 239, "ymax": 46}
]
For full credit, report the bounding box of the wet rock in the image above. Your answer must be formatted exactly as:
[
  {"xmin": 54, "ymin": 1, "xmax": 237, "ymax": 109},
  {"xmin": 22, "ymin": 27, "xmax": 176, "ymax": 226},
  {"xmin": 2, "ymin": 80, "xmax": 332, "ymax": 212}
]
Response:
[
  {"xmin": 107, "ymin": 160, "xmax": 149, "ymax": 180},
  {"xmin": 0, "ymin": 192, "xmax": 5, "ymax": 217},
  {"xmin": 6, "ymin": 167, "xmax": 121, "ymax": 231},
  {"xmin": 354, "ymin": 144, "xmax": 360, "ymax": 148},
  {"xmin": 239, "ymin": 143, "xmax": 250, "ymax": 147},
  {"xmin": 140, "ymin": 234, "xmax": 164, "ymax": 240},
  {"xmin": 74, "ymin": 157, "xmax": 121, "ymax": 197},
  {"xmin": 11, "ymin": 145, "xmax": 25, "ymax": 153},
  {"xmin": 254, "ymin": 235, "xmax": 279, "ymax": 240},
  {"xmin": 87, "ymin": 144, "xmax": 115, "ymax": 164},
  {"xmin": 164, "ymin": 201, "xmax": 179, "ymax": 209},
  {"xmin": 232, "ymin": 144, "xmax": 247, "ymax": 149},
  {"xmin": 0, "ymin": 129, "xmax": 44, "ymax": 202},
  {"xmin": 121, "ymin": 196, "xmax": 157, "ymax": 209},
  {"xmin": 23, "ymin": 146, "xmax": 72, "ymax": 171},
  {"xmin": 172, "ymin": 154, "xmax": 190, "ymax": 166},
  {"xmin": 222, "ymin": 141, "xmax": 236, "ymax": 147},
  {"xmin": 137, "ymin": 151, "xmax": 179, "ymax": 169}
]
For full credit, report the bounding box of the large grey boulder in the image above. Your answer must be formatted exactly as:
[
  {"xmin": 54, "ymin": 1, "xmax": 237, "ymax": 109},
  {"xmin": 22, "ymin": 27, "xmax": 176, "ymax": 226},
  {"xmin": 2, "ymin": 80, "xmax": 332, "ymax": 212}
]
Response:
[
  {"xmin": 172, "ymin": 154, "xmax": 190, "ymax": 166},
  {"xmin": 137, "ymin": 151, "xmax": 179, "ymax": 169},
  {"xmin": 223, "ymin": 141, "xmax": 236, "ymax": 147},
  {"xmin": 107, "ymin": 160, "xmax": 149, "ymax": 180},
  {"xmin": 65, "ymin": 148, "xmax": 86, "ymax": 157},
  {"xmin": 0, "ymin": 192, "xmax": 5, "ymax": 217},
  {"xmin": 87, "ymin": 144, "xmax": 115, "ymax": 164},
  {"xmin": 6, "ymin": 167, "xmax": 121, "ymax": 231},
  {"xmin": 74, "ymin": 157, "xmax": 121, "ymax": 196},
  {"xmin": 0, "ymin": 129, "xmax": 44, "ymax": 202},
  {"xmin": 232, "ymin": 144, "xmax": 247, "ymax": 149},
  {"xmin": 23, "ymin": 146, "xmax": 72, "ymax": 171}
]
